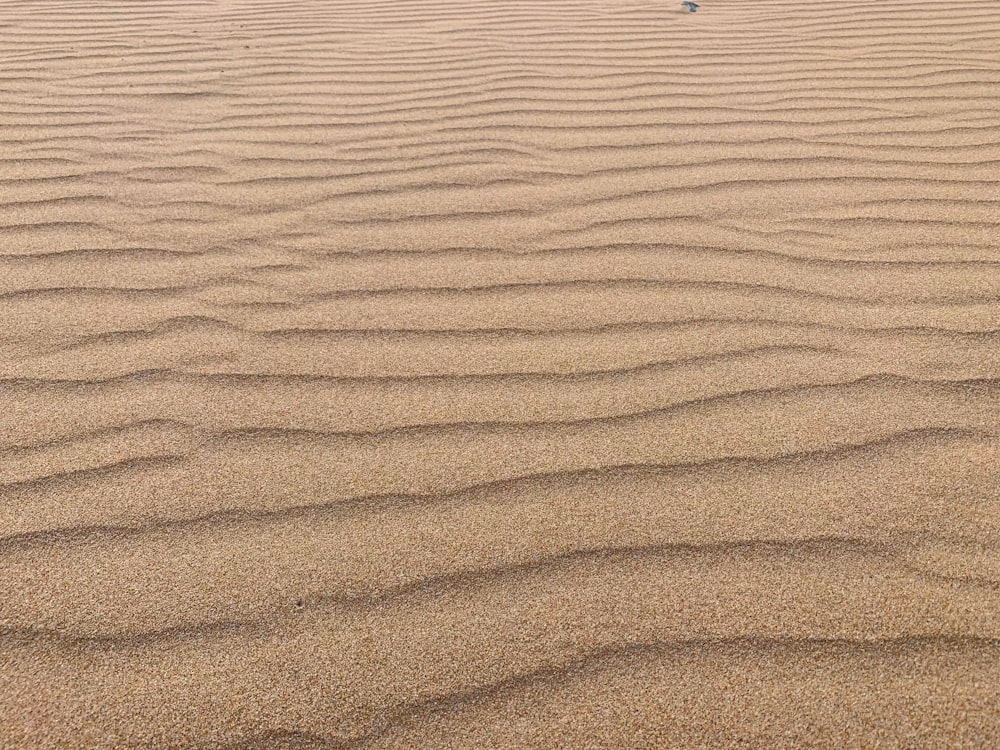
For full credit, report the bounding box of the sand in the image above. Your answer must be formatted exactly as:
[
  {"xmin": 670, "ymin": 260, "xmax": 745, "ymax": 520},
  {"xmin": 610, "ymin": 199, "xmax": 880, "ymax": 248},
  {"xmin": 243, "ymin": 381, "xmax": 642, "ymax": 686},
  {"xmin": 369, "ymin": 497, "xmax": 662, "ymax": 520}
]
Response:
[{"xmin": 1, "ymin": 0, "xmax": 999, "ymax": 747}]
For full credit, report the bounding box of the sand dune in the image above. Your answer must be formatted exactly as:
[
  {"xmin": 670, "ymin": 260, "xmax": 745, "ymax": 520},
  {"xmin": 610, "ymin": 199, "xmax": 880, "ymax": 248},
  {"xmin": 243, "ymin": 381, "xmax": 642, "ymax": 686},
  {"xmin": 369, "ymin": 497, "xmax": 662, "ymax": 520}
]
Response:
[{"xmin": 1, "ymin": 0, "xmax": 999, "ymax": 747}]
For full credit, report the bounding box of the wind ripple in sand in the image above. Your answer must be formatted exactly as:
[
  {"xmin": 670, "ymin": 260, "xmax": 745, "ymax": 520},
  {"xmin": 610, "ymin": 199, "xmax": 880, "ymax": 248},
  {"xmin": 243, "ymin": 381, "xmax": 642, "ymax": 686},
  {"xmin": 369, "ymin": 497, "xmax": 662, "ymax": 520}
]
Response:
[{"xmin": 1, "ymin": 0, "xmax": 999, "ymax": 747}]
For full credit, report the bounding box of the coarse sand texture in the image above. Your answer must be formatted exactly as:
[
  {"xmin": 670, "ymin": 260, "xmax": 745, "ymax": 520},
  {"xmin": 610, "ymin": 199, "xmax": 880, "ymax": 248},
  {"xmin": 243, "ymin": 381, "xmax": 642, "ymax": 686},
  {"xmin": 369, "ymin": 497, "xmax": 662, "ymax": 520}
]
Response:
[{"xmin": 1, "ymin": 0, "xmax": 999, "ymax": 747}]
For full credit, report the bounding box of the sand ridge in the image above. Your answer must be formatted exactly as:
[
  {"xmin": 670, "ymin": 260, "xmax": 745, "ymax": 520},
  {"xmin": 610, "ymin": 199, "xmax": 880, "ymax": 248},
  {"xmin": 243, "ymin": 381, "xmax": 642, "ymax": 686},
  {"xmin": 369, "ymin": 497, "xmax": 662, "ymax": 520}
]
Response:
[{"xmin": 1, "ymin": 0, "xmax": 999, "ymax": 747}]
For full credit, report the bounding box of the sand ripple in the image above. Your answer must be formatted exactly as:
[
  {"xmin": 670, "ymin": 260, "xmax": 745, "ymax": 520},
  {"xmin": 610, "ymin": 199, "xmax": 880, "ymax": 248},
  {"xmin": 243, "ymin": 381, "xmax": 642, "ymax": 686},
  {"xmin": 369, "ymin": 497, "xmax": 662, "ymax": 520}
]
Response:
[{"xmin": 1, "ymin": 0, "xmax": 998, "ymax": 747}]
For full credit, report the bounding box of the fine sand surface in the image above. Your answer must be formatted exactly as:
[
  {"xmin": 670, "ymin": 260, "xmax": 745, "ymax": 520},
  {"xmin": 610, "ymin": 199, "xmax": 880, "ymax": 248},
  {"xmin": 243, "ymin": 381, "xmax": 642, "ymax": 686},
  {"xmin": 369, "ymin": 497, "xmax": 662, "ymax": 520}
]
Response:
[{"xmin": 2, "ymin": 0, "xmax": 999, "ymax": 747}]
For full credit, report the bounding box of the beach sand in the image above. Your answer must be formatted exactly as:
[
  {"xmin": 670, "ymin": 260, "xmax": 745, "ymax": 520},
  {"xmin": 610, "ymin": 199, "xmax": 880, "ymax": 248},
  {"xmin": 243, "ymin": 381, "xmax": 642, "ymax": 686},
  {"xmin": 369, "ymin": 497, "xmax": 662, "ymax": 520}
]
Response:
[{"xmin": 1, "ymin": 0, "xmax": 999, "ymax": 747}]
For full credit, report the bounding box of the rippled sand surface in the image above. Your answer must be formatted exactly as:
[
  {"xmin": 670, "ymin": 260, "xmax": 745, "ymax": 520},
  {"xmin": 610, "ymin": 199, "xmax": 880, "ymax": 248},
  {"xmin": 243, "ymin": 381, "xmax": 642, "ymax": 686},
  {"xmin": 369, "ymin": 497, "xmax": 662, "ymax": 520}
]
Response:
[{"xmin": 1, "ymin": 0, "xmax": 999, "ymax": 747}]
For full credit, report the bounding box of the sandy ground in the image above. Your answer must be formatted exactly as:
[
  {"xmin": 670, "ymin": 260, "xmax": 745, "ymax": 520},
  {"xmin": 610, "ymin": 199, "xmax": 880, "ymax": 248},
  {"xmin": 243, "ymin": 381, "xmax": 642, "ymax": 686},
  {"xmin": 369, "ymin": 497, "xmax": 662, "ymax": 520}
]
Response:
[{"xmin": 1, "ymin": 0, "xmax": 999, "ymax": 747}]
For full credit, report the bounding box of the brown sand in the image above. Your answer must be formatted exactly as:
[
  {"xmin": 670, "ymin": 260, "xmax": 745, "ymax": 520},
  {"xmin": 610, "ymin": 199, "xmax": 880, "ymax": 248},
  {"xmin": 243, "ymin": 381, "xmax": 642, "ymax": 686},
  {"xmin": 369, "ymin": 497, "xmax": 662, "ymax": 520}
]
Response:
[{"xmin": 1, "ymin": 0, "xmax": 999, "ymax": 747}]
